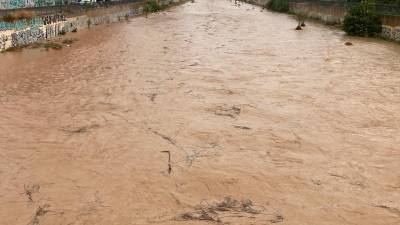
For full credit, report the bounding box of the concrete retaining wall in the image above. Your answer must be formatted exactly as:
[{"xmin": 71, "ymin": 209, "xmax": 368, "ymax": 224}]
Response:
[
  {"xmin": 289, "ymin": 2, "xmax": 345, "ymax": 25},
  {"xmin": 0, "ymin": 0, "xmax": 184, "ymax": 51},
  {"xmin": 0, "ymin": 0, "xmax": 76, "ymax": 10},
  {"xmin": 0, "ymin": 6, "xmax": 143, "ymax": 51},
  {"xmin": 288, "ymin": 2, "xmax": 400, "ymax": 42},
  {"xmin": 382, "ymin": 25, "xmax": 400, "ymax": 42}
]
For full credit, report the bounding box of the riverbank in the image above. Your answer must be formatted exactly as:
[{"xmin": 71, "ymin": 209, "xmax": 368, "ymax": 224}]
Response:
[
  {"xmin": 288, "ymin": 1, "xmax": 400, "ymax": 42},
  {"xmin": 244, "ymin": 0, "xmax": 400, "ymax": 43},
  {"xmin": 0, "ymin": 0, "xmax": 187, "ymax": 51}
]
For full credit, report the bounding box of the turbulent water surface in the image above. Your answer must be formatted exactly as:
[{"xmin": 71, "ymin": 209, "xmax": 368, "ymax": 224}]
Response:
[{"xmin": 1, "ymin": 1, "xmax": 400, "ymax": 224}]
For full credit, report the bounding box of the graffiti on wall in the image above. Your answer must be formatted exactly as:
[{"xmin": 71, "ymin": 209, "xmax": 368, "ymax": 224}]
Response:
[
  {"xmin": 0, "ymin": 7, "xmax": 145, "ymax": 51},
  {"xmin": 0, "ymin": 14, "xmax": 65, "ymax": 31},
  {"xmin": 62, "ymin": 20, "xmax": 77, "ymax": 32},
  {"xmin": 34, "ymin": 0, "xmax": 63, "ymax": 7},
  {"xmin": 382, "ymin": 25, "xmax": 400, "ymax": 42},
  {"xmin": 0, "ymin": 17, "xmax": 44, "ymax": 31},
  {"xmin": 0, "ymin": 34, "xmax": 9, "ymax": 50},
  {"xmin": 0, "ymin": 0, "xmax": 63, "ymax": 9},
  {"xmin": 43, "ymin": 13, "xmax": 65, "ymax": 25},
  {"xmin": 0, "ymin": 0, "xmax": 32, "ymax": 9},
  {"xmin": 45, "ymin": 22, "xmax": 61, "ymax": 38},
  {"xmin": 11, "ymin": 26, "xmax": 44, "ymax": 46},
  {"xmin": 395, "ymin": 27, "xmax": 400, "ymax": 41}
]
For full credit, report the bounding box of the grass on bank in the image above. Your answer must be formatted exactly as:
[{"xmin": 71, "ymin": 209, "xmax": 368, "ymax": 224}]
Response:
[
  {"xmin": 6, "ymin": 42, "xmax": 62, "ymax": 51},
  {"xmin": 1, "ymin": 10, "xmax": 36, "ymax": 23},
  {"xmin": 4, "ymin": 38, "xmax": 78, "ymax": 52},
  {"xmin": 143, "ymin": 0, "xmax": 165, "ymax": 14},
  {"xmin": 265, "ymin": 0, "xmax": 289, "ymax": 13}
]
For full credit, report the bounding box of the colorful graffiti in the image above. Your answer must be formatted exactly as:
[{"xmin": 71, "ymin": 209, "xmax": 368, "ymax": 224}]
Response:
[
  {"xmin": 0, "ymin": 33, "xmax": 9, "ymax": 50},
  {"xmin": 0, "ymin": 17, "xmax": 44, "ymax": 31},
  {"xmin": 1, "ymin": 0, "xmax": 33, "ymax": 9},
  {"xmin": 43, "ymin": 13, "xmax": 65, "ymax": 25},
  {"xmin": 11, "ymin": 26, "xmax": 44, "ymax": 46},
  {"xmin": 0, "ymin": 0, "xmax": 64, "ymax": 9},
  {"xmin": 34, "ymin": 0, "xmax": 63, "ymax": 7},
  {"xmin": 0, "ymin": 6, "xmax": 145, "ymax": 51},
  {"xmin": 0, "ymin": 14, "xmax": 65, "ymax": 31},
  {"xmin": 382, "ymin": 25, "xmax": 400, "ymax": 42}
]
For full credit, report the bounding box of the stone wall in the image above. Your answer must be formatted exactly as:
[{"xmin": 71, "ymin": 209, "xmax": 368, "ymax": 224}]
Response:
[
  {"xmin": 289, "ymin": 2, "xmax": 346, "ymax": 25},
  {"xmin": 0, "ymin": 3, "xmax": 145, "ymax": 51},
  {"xmin": 0, "ymin": 14, "xmax": 65, "ymax": 31},
  {"xmin": 0, "ymin": 0, "xmax": 186, "ymax": 51},
  {"xmin": 288, "ymin": 2, "xmax": 400, "ymax": 42},
  {"xmin": 381, "ymin": 13, "xmax": 400, "ymax": 41},
  {"xmin": 382, "ymin": 25, "xmax": 400, "ymax": 42},
  {"xmin": 0, "ymin": 0, "xmax": 65, "ymax": 10}
]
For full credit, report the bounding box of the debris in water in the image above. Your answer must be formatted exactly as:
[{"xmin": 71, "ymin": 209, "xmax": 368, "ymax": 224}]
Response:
[
  {"xmin": 371, "ymin": 204, "xmax": 400, "ymax": 217},
  {"xmin": 176, "ymin": 196, "xmax": 263, "ymax": 222},
  {"xmin": 43, "ymin": 42, "xmax": 62, "ymax": 50},
  {"xmin": 30, "ymin": 204, "xmax": 50, "ymax": 225},
  {"xmin": 233, "ymin": 125, "xmax": 251, "ymax": 130},
  {"xmin": 24, "ymin": 183, "xmax": 40, "ymax": 202},
  {"xmin": 61, "ymin": 124, "xmax": 100, "ymax": 134},
  {"xmin": 161, "ymin": 150, "xmax": 172, "ymax": 174},
  {"xmin": 211, "ymin": 105, "xmax": 241, "ymax": 118},
  {"xmin": 270, "ymin": 213, "xmax": 284, "ymax": 223},
  {"xmin": 62, "ymin": 38, "xmax": 77, "ymax": 45}
]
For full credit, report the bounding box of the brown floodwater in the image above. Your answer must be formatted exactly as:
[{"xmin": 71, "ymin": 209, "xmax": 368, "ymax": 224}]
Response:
[{"xmin": 1, "ymin": 0, "xmax": 400, "ymax": 224}]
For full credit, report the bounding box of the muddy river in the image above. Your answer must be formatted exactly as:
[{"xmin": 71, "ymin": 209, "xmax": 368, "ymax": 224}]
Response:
[{"xmin": 1, "ymin": 0, "xmax": 400, "ymax": 224}]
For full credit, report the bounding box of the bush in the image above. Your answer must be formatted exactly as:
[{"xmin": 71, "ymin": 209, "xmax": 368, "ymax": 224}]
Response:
[
  {"xmin": 343, "ymin": 2, "xmax": 382, "ymax": 37},
  {"xmin": 266, "ymin": 0, "xmax": 289, "ymax": 13},
  {"xmin": 43, "ymin": 42, "xmax": 63, "ymax": 50},
  {"xmin": 1, "ymin": 10, "xmax": 35, "ymax": 23},
  {"xmin": 1, "ymin": 14, "xmax": 15, "ymax": 23},
  {"xmin": 375, "ymin": 0, "xmax": 400, "ymax": 5},
  {"xmin": 144, "ymin": 0, "xmax": 163, "ymax": 13}
]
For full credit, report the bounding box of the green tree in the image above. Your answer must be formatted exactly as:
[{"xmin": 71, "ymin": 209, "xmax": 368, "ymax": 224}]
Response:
[
  {"xmin": 265, "ymin": 0, "xmax": 289, "ymax": 13},
  {"xmin": 343, "ymin": 0, "xmax": 382, "ymax": 37}
]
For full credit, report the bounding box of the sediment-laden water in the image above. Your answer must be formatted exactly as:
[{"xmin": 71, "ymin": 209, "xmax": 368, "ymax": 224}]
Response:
[{"xmin": 1, "ymin": 1, "xmax": 400, "ymax": 224}]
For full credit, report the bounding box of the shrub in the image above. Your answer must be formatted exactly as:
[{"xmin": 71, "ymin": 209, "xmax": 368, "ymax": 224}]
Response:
[
  {"xmin": 62, "ymin": 38, "xmax": 76, "ymax": 44},
  {"xmin": 14, "ymin": 10, "xmax": 35, "ymax": 20},
  {"xmin": 1, "ymin": 10, "xmax": 35, "ymax": 22},
  {"xmin": 266, "ymin": 0, "xmax": 289, "ymax": 13},
  {"xmin": 343, "ymin": 1, "xmax": 382, "ymax": 37},
  {"xmin": 375, "ymin": 0, "xmax": 400, "ymax": 5},
  {"xmin": 43, "ymin": 42, "xmax": 62, "ymax": 50},
  {"xmin": 1, "ymin": 14, "xmax": 15, "ymax": 23},
  {"xmin": 144, "ymin": 0, "xmax": 163, "ymax": 13}
]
